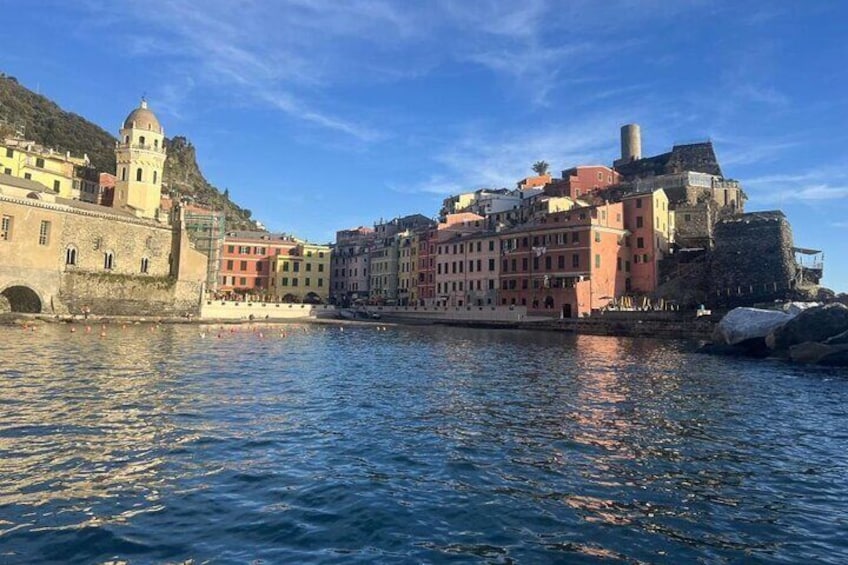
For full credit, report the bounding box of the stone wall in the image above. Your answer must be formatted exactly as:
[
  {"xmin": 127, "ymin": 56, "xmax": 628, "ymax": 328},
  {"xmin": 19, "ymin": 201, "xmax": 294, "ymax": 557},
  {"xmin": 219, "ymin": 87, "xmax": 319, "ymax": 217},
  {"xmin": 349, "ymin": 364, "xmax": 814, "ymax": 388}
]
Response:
[
  {"xmin": 709, "ymin": 211, "xmax": 797, "ymax": 307},
  {"xmin": 60, "ymin": 272, "xmax": 202, "ymax": 317},
  {"xmin": 0, "ymin": 194, "xmax": 206, "ymax": 315}
]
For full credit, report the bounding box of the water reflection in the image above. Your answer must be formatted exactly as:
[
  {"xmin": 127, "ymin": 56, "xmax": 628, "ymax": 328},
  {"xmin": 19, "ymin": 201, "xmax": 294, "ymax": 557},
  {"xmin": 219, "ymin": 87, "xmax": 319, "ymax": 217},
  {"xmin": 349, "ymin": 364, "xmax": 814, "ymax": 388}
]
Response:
[{"xmin": 0, "ymin": 324, "xmax": 847, "ymax": 564}]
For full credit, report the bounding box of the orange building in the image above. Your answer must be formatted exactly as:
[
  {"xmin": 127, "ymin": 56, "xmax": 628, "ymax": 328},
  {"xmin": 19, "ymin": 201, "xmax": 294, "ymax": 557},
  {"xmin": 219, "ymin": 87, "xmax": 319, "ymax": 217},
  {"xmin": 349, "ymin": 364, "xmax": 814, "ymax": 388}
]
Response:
[
  {"xmin": 517, "ymin": 173, "xmax": 552, "ymax": 191},
  {"xmin": 498, "ymin": 202, "xmax": 628, "ymax": 318},
  {"xmin": 621, "ymin": 189, "xmax": 672, "ymax": 294},
  {"xmin": 545, "ymin": 165, "xmax": 621, "ymax": 200},
  {"xmin": 219, "ymin": 231, "xmax": 298, "ymax": 297}
]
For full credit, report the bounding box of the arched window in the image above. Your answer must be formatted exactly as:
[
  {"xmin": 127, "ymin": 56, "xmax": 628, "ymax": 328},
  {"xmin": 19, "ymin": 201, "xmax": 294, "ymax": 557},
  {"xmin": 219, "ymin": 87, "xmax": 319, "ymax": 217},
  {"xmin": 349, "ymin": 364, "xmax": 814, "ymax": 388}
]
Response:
[
  {"xmin": 121, "ymin": 167, "xmax": 127, "ymax": 181},
  {"xmin": 153, "ymin": 170, "xmax": 158, "ymax": 184},
  {"xmin": 139, "ymin": 136, "xmax": 146, "ymax": 146},
  {"xmin": 154, "ymin": 139, "xmax": 159, "ymax": 149},
  {"xmin": 124, "ymin": 135, "xmax": 129, "ymax": 144},
  {"xmin": 136, "ymin": 168, "xmax": 143, "ymax": 182},
  {"xmin": 65, "ymin": 246, "xmax": 78, "ymax": 266},
  {"xmin": 104, "ymin": 251, "xmax": 114, "ymax": 270},
  {"xmin": 140, "ymin": 257, "xmax": 149, "ymax": 274}
]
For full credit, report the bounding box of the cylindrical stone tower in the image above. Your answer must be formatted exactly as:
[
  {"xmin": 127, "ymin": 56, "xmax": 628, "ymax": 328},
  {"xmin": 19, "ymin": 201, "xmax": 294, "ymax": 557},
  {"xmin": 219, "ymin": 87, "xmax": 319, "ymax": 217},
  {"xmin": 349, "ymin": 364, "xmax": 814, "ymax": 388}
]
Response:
[{"xmin": 620, "ymin": 123, "xmax": 642, "ymax": 163}]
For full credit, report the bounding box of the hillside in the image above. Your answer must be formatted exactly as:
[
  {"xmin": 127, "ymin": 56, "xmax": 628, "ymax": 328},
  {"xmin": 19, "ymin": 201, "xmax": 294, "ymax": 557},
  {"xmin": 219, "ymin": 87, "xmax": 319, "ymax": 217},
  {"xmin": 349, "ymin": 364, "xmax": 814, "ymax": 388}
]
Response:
[{"xmin": 0, "ymin": 72, "xmax": 258, "ymax": 230}]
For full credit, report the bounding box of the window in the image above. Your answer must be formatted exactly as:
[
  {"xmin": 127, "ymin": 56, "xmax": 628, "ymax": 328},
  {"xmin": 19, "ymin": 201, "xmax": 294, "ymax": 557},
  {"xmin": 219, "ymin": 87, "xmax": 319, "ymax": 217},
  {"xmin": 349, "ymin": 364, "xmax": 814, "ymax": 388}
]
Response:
[
  {"xmin": 136, "ymin": 168, "xmax": 143, "ymax": 182},
  {"xmin": 636, "ymin": 198, "xmax": 642, "ymax": 208},
  {"xmin": 292, "ymin": 278, "xmax": 299, "ymax": 287},
  {"xmin": 257, "ymin": 263, "xmax": 263, "ymax": 272},
  {"xmin": 104, "ymin": 251, "xmax": 114, "ymax": 270},
  {"xmin": 558, "ymin": 255, "xmax": 565, "ymax": 269},
  {"xmin": 572, "ymin": 232, "xmax": 579, "ymax": 243},
  {"xmin": 684, "ymin": 214, "xmax": 691, "ymax": 222},
  {"xmin": 643, "ymin": 254, "xmax": 649, "ymax": 263},
  {"xmin": 65, "ymin": 246, "xmax": 77, "ymax": 265},
  {"xmin": 545, "ymin": 256, "xmax": 552, "ymax": 269},
  {"xmin": 636, "ymin": 216, "xmax": 644, "ymax": 228},
  {"xmin": 38, "ymin": 220, "xmax": 50, "ymax": 246},
  {"xmin": 634, "ymin": 254, "xmax": 641, "ymax": 264},
  {"xmin": 281, "ymin": 277, "xmax": 289, "ymax": 286},
  {"xmin": 637, "ymin": 237, "xmax": 644, "ymax": 249},
  {"xmin": 5, "ymin": 148, "xmax": 12, "ymax": 158},
  {"xmin": 24, "ymin": 173, "xmax": 31, "ymax": 180},
  {"xmin": 594, "ymin": 232, "xmax": 601, "ymax": 243},
  {"xmin": 154, "ymin": 139, "xmax": 159, "ymax": 149},
  {"xmin": 293, "ymin": 263, "xmax": 300, "ymax": 272},
  {"xmin": 318, "ymin": 264, "xmax": 324, "ymax": 272},
  {"xmin": 572, "ymin": 254, "xmax": 579, "ymax": 268},
  {"xmin": 625, "ymin": 260, "xmax": 630, "ymax": 273},
  {"xmin": 240, "ymin": 260, "xmax": 247, "ymax": 270},
  {"xmin": 140, "ymin": 257, "xmax": 149, "ymax": 273},
  {"xmin": 1, "ymin": 215, "xmax": 12, "ymax": 241},
  {"xmin": 489, "ymin": 240, "xmax": 495, "ymax": 251},
  {"xmin": 595, "ymin": 254, "xmax": 601, "ymax": 268},
  {"xmin": 318, "ymin": 278, "xmax": 323, "ymax": 287},
  {"xmin": 240, "ymin": 277, "xmax": 247, "ymax": 285},
  {"xmin": 305, "ymin": 278, "xmax": 311, "ymax": 286},
  {"xmin": 153, "ymin": 171, "xmax": 158, "ymax": 184},
  {"xmin": 139, "ymin": 136, "xmax": 146, "ymax": 146},
  {"xmin": 306, "ymin": 263, "xmax": 312, "ymax": 272},
  {"xmin": 121, "ymin": 167, "xmax": 127, "ymax": 181},
  {"xmin": 228, "ymin": 245, "xmax": 234, "ymax": 253},
  {"xmin": 226, "ymin": 260, "xmax": 233, "ymax": 269},
  {"xmin": 3, "ymin": 168, "xmax": 10, "ymax": 175},
  {"xmin": 488, "ymin": 258, "xmax": 495, "ymax": 271},
  {"xmin": 239, "ymin": 246, "xmax": 250, "ymax": 254},
  {"xmin": 53, "ymin": 180, "xmax": 61, "ymax": 193},
  {"xmin": 318, "ymin": 252, "xmax": 324, "ymax": 258},
  {"xmin": 35, "ymin": 157, "xmax": 45, "ymax": 168}
]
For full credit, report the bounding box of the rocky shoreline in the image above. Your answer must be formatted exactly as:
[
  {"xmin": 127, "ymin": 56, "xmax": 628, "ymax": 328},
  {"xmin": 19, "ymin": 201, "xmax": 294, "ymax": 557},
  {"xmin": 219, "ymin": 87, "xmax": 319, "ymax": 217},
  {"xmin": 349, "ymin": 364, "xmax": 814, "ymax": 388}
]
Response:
[{"xmin": 700, "ymin": 303, "xmax": 848, "ymax": 366}]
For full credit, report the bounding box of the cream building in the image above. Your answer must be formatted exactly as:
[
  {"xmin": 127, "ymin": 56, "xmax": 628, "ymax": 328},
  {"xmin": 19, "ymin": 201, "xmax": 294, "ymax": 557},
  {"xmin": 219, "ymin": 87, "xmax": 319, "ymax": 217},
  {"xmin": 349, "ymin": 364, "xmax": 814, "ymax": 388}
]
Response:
[
  {"xmin": 0, "ymin": 137, "xmax": 93, "ymax": 200},
  {"xmin": 0, "ymin": 101, "xmax": 207, "ymax": 316},
  {"xmin": 113, "ymin": 99, "xmax": 167, "ymax": 220},
  {"xmin": 274, "ymin": 242, "xmax": 332, "ymax": 303}
]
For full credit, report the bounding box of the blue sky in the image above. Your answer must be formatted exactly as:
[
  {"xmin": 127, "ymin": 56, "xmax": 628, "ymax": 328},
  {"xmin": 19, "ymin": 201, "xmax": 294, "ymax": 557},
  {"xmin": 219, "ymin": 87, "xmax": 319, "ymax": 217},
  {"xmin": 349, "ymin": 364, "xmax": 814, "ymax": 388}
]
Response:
[{"xmin": 3, "ymin": 1, "xmax": 847, "ymax": 291}]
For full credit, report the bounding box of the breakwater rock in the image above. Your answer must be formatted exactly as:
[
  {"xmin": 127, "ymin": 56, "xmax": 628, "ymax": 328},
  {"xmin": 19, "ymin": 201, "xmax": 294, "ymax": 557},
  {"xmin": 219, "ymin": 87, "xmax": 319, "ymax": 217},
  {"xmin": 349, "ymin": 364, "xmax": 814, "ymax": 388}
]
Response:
[{"xmin": 703, "ymin": 303, "xmax": 848, "ymax": 366}]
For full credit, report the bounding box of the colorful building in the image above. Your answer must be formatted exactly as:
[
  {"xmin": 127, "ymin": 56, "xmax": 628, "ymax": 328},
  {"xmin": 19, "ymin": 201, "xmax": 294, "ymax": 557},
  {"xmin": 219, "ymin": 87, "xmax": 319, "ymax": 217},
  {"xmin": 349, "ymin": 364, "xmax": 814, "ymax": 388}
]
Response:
[
  {"xmin": 219, "ymin": 231, "xmax": 299, "ymax": 297},
  {"xmin": 0, "ymin": 137, "xmax": 92, "ymax": 200},
  {"xmin": 330, "ymin": 226, "xmax": 374, "ymax": 306},
  {"xmin": 621, "ymin": 188, "xmax": 672, "ymax": 293},
  {"xmin": 274, "ymin": 242, "xmax": 331, "ymax": 303},
  {"xmin": 499, "ymin": 202, "xmax": 628, "ymax": 318}
]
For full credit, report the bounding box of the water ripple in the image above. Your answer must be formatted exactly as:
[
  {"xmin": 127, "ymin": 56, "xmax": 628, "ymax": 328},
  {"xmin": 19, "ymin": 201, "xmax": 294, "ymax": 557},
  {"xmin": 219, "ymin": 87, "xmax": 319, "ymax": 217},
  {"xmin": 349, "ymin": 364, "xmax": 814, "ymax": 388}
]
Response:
[{"xmin": 0, "ymin": 324, "xmax": 847, "ymax": 563}]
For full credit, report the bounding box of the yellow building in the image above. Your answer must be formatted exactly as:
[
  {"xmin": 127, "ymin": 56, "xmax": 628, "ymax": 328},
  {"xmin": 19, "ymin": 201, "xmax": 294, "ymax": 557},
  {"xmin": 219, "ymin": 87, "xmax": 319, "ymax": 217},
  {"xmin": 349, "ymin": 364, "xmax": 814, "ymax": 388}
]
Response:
[
  {"xmin": 0, "ymin": 137, "xmax": 91, "ymax": 200},
  {"xmin": 112, "ymin": 99, "xmax": 166, "ymax": 220},
  {"xmin": 273, "ymin": 242, "xmax": 332, "ymax": 303}
]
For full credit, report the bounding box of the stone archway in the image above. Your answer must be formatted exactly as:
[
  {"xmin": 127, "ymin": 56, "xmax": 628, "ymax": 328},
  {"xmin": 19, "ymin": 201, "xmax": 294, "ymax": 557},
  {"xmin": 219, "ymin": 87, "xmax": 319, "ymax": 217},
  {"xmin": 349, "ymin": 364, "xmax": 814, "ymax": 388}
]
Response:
[{"xmin": 1, "ymin": 285, "xmax": 43, "ymax": 313}]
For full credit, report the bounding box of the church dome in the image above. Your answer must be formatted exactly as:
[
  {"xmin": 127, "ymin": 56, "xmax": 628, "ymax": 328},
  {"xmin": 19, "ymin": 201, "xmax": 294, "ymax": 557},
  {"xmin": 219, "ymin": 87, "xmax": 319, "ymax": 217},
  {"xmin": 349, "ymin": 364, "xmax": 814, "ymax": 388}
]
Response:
[{"xmin": 123, "ymin": 99, "xmax": 161, "ymax": 132}]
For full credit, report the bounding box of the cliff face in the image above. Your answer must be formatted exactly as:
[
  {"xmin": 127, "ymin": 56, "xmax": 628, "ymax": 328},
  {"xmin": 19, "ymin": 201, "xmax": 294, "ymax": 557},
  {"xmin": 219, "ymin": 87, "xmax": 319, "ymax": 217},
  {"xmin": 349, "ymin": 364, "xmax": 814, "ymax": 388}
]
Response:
[
  {"xmin": 0, "ymin": 73, "xmax": 258, "ymax": 230},
  {"xmin": 163, "ymin": 136, "xmax": 256, "ymax": 229},
  {"xmin": 0, "ymin": 73, "xmax": 116, "ymax": 173}
]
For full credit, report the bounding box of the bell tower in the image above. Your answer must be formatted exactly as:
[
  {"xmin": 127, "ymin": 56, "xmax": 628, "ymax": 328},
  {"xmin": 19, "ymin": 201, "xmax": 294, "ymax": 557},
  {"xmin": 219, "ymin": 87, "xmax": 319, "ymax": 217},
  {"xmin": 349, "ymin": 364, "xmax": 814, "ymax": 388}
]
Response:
[{"xmin": 113, "ymin": 98, "xmax": 166, "ymax": 219}]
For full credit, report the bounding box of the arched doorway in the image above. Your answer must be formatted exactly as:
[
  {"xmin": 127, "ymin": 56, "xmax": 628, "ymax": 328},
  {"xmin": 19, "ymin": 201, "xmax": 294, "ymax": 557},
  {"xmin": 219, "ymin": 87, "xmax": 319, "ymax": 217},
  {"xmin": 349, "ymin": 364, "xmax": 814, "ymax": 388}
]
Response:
[
  {"xmin": 303, "ymin": 292, "xmax": 322, "ymax": 304},
  {"xmin": 1, "ymin": 286, "xmax": 42, "ymax": 313}
]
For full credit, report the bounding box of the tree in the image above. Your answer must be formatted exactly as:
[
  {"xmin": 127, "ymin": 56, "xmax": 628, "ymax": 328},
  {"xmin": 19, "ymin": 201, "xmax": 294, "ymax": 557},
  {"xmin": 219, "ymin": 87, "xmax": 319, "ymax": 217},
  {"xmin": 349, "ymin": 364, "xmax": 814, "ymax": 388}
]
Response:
[{"xmin": 532, "ymin": 160, "xmax": 549, "ymax": 175}]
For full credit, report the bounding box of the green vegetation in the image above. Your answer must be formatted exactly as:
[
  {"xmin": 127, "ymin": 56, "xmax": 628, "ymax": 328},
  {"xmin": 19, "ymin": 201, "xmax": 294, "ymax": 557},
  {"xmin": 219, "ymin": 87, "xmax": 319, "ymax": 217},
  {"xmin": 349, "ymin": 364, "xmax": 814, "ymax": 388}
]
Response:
[
  {"xmin": 0, "ymin": 73, "xmax": 258, "ymax": 230},
  {"xmin": 532, "ymin": 161, "xmax": 550, "ymax": 175}
]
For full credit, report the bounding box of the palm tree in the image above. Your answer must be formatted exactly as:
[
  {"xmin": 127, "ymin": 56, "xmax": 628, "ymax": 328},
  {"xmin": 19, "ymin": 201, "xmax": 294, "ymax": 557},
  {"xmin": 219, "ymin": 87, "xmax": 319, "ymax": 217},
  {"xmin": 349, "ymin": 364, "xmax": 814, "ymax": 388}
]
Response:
[{"xmin": 532, "ymin": 160, "xmax": 549, "ymax": 176}]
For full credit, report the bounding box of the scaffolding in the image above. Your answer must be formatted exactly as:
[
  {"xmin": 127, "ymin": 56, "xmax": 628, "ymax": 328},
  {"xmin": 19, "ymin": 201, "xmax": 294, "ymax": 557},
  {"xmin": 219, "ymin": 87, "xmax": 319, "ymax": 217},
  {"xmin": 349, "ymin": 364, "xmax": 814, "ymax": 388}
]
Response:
[{"xmin": 184, "ymin": 210, "xmax": 226, "ymax": 291}]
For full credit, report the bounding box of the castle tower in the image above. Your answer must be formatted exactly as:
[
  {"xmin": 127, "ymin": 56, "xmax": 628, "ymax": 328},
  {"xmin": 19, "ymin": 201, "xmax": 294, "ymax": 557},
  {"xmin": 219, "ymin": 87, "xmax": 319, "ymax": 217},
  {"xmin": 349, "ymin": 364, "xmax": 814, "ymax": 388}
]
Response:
[
  {"xmin": 113, "ymin": 99, "xmax": 166, "ymax": 219},
  {"xmin": 620, "ymin": 123, "xmax": 642, "ymax": 163}
]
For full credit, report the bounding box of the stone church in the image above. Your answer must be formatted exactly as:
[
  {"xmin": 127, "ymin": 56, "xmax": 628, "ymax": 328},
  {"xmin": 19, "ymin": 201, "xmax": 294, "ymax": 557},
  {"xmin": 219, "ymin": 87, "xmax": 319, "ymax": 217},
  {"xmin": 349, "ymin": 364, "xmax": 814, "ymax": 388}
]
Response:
[{"xmin": 0, "ymin": 100, "xmax": 207, "ymax": 316}]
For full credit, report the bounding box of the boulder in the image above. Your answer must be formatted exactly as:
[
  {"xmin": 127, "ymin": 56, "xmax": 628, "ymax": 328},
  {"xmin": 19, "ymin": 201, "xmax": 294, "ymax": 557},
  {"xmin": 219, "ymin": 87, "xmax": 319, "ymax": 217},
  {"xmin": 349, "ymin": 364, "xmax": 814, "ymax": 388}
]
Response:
[
  {"xmin": 824, "ymin": 329, "xmax": 848, "ymax": 346},
  {"xmin": 789, "ymin": 341, "xmax": 848, "ymax": 365},
  {"xmin": 789, "ymin": 342, "xmax": 834, "ymax": 364},
  {"xmin": 768, "ymin": 303, "xmax": 848, "ymax": 351},
  {"xmin": 781, "ymin": 302, "xmax": 820, "ymax": 317},
  {"xmin": 713, "ymin": 307, "xmax": 793, "ymax": 346}
]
